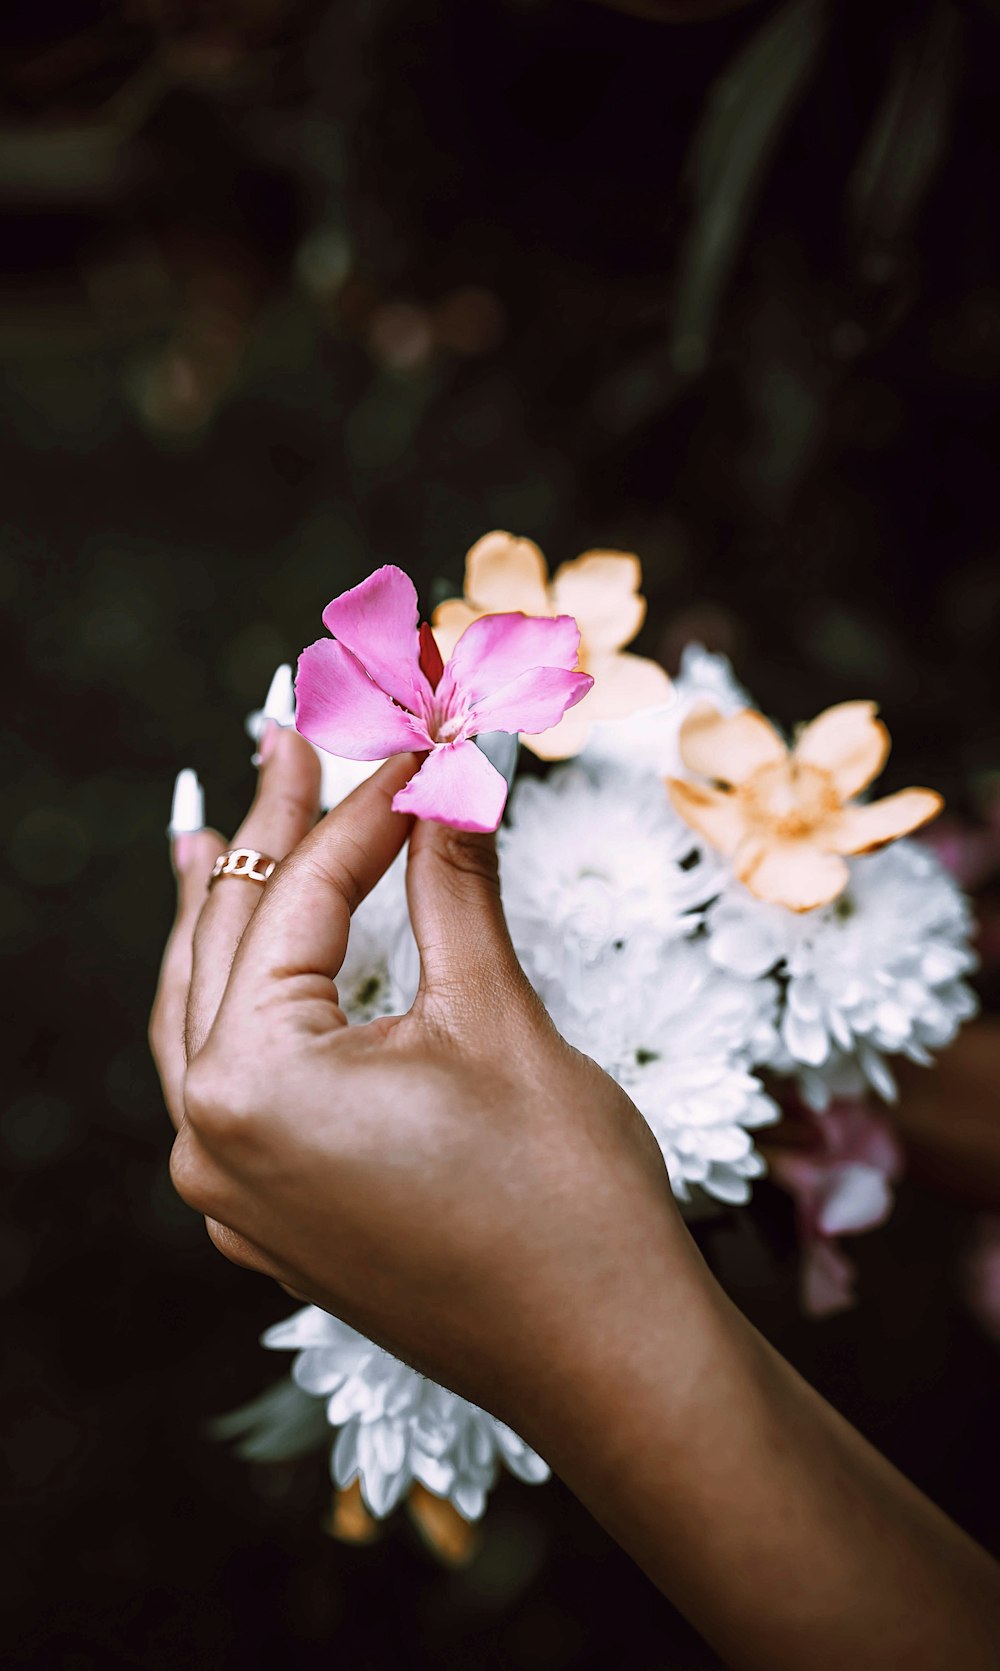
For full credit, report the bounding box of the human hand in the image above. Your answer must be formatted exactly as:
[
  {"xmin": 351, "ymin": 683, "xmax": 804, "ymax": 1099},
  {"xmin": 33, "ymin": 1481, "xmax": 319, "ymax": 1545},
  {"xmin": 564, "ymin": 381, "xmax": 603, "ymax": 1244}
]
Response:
[
  {"xmin": 151, "ymin": 727, "xmax": 702, "ymax": 1442},
  {"xmin": 152, "ymin": 728, "xmax": 1000, "ymax": 1670}
]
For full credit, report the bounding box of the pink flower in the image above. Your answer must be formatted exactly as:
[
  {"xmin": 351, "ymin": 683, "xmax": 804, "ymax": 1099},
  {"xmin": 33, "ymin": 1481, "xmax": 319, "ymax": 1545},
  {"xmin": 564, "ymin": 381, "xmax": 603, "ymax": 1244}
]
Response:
[
  {"xmin": 295, "ymin": 565, "xmax": 593, "ymax": 833},
  {"xmin": 964, "ymin": 1215, "xmax": 1000, "ymax": 1346},
  {"xmin": 766, "ymin": 1101, "xmax": 905, "ymax": 1318}
]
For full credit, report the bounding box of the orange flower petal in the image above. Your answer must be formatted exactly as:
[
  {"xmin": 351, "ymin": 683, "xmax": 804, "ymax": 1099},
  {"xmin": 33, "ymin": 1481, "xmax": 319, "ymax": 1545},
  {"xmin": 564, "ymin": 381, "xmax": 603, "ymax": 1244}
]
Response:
[
  {"xmin": 667, "ymin": 778, "xmax": 749, "ymax": 857},
  {"xmin": 823, "ymin": 788, "xmax": 944, "ymax": 855},
  {"xmin": 584, "ymin": 650, "xmax": 672, "ymax": 720},
  {"xmin": 431, "ymin": 598, "xmax": 480, "ymax": 662},
  {"xmin": 407, "ymin": 1484, "xmax": 478, "ymax": 1566},
  {"xmin": 522, "ymin": 696, "xmax": 595, "ymax": 760},
  {"xmin": 679, "ymin": 703, "xmax": 787, "ymax": 787},
  {"xmin": 734, "ymin": 836, "xmax": 850, "ymax": 912},
  {"xmin": 794, "ymin": 701, "xmax": 890, "ymax": 799},
  {"xmin": 463, "ymin": 530, "xmax": 551, "ymax": 616},
  {"xmin": 551, "ymin": 551, "xmax": 645, "ymax": 654},
  {"xmin": 328, "ymin": 1480, "xmax": 380, "ymax": 1545},
  {"xmin": 521, "ymin": 651, "xmax": 671, "ymax": 760}
]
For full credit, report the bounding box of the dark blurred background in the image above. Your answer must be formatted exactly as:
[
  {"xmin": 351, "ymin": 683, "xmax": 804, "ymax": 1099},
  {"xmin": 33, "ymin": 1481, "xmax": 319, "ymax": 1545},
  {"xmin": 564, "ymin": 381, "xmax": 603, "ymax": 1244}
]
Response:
[{"xmin": 4, "ymin": 1, "xmax": 1000, "ymax": 1666}]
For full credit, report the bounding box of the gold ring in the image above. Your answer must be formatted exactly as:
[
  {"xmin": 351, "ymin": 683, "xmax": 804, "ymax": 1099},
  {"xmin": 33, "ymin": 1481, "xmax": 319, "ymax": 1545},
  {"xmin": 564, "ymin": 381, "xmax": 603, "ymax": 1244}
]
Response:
[{"xmin": 209, "ymin": 847, "xmax": 278, "ymax": 888}]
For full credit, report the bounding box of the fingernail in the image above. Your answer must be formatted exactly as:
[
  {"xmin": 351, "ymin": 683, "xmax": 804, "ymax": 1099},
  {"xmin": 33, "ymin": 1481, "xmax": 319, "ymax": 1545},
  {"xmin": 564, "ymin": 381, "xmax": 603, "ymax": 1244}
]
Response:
[
  {"xmin": 249, "ymin": 666, "xmax": 295, "ymax": 764},
  {"xmin": 169, "ymin": 768, "xmax": 205, "ymax": 836},
  {"xmin": 262, "ymin": 664, "xmax": 295, "ymax": 725}
]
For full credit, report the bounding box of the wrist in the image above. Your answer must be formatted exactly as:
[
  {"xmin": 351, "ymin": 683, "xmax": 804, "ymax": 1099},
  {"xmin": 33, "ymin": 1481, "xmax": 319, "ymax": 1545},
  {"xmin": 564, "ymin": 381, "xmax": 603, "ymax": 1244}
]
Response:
[{"xmin": 506, "ymin": 1200, "xmax": 738, "ymax": 1480}]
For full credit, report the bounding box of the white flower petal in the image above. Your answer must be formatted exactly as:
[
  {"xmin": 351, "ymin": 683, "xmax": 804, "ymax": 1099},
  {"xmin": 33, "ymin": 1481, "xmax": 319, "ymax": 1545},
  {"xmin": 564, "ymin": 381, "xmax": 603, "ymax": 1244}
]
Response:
[
  {"xmin": 816, "ymin": 1164, "xmax": 892, "ymax": 1236},
  {"xmin": 331, "ymin": 1418, "xmax": 361, "ymax": 1487}
]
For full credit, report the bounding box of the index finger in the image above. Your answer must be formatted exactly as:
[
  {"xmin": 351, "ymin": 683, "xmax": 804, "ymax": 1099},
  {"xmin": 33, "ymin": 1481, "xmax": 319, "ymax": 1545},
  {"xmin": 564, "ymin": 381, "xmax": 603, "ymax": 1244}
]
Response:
[{"xmin": 217, "ymin": 752, "xmax": 418, "ymax": 1007}]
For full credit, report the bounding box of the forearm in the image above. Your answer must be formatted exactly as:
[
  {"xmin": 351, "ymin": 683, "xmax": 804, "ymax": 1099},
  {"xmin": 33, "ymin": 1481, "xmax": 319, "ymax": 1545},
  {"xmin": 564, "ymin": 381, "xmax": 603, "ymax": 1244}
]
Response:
[{"xmin": 529, "ymin": 1241, "xmax": 1000, "ymax": 1671}]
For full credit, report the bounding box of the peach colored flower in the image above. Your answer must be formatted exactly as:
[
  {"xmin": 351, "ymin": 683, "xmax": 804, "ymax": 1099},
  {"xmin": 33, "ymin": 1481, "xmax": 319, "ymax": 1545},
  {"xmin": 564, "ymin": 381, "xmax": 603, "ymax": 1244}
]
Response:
[
  {"xmin": 667, "ymin": 700, "xmax": 943, "ymax": 912},
  {"xmin": 432, "ymin": 531, "xmax": 672, "ymax": 759}
]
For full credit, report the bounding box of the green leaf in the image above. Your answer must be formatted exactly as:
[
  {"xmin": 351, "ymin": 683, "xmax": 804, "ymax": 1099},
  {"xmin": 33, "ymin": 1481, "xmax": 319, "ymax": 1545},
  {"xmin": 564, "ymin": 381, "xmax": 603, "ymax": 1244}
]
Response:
[{"xmin": 670, "ymin": 0, "xmax": 830, "ymax": 378}]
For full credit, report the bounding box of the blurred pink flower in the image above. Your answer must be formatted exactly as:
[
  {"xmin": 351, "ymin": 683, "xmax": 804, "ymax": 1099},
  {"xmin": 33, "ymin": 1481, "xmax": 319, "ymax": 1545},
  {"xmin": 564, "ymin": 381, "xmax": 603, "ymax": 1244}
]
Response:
[
  {"xmin": 768, "ymin": 1101, "xmax": 905, "ymax": 1317},
  {"xmin": 296, "ymin": 565, "xmax": 592, "ymax": 833},
  {"xmin": 964, "ymin": 1215, "xmax": 1000, "ymax": 1346},
  {"xmin": 921, "ymin": 818, "xmax": 1000, "ymax": 892}
]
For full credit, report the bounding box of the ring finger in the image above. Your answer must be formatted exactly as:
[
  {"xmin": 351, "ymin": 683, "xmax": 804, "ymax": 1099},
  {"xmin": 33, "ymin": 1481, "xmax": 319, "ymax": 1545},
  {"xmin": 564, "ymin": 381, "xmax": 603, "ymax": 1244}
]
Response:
[{"xmin": 185, "ymin": 723, "xmax": 322, "ymax": 1059}]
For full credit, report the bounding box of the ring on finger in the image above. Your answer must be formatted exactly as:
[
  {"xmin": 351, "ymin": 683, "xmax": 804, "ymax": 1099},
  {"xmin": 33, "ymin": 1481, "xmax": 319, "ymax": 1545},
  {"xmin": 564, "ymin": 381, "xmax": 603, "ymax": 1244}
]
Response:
[{"xmin": 209, "ymin": 847, "xmax": 278, "ymax": 889}]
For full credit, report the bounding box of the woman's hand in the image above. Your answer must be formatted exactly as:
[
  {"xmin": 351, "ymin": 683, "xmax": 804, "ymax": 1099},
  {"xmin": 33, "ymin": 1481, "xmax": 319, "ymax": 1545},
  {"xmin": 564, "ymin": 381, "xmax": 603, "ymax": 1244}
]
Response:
[
  {"xmin": 151, "ymin": 727, "xmax": 699, "ymax": 1434},
  {"xmin": 151, "ymin": 728, "xmax": 1000, "ymax": 1671}
]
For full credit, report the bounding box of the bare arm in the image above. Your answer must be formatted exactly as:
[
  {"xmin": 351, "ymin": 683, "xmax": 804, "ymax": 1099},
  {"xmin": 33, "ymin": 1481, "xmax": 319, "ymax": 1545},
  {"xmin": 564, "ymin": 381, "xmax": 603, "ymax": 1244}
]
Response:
[{"xmin": 151, "ymin": 728, "xmax": 1000, "ymax": 1669}]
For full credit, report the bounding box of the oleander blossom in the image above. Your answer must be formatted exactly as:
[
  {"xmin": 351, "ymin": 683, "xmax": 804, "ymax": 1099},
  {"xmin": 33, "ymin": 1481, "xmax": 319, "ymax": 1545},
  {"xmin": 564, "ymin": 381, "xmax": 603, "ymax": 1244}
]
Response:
[
  {"xmin": 263, "ymin": 1307, "xmax": 549, "ymax": 1523},
  {"xmin": 765, "ymin": 1101, "xmax": 904, "ymax": 1317},
  {"xmin": 247, "ymin": 663, "xmax": 380, "ymax": 810},
  {"xmin": 668, "ymin": 700, "xmax": 943, "ymax": 911},
  {"xmin": 706, "ymin": 841, "xmax": 979, "ymax": 1108},
  {"xmin": 556, "ymin": 939, "xmax": 780, "ymax": 1205},
  {"xmin": 500, "ymin": 764, "xmax": 720, "ymax": 1003},
  {"xmin": 295, "ymin": 564, "xmax": 592, "ymax": 832}
]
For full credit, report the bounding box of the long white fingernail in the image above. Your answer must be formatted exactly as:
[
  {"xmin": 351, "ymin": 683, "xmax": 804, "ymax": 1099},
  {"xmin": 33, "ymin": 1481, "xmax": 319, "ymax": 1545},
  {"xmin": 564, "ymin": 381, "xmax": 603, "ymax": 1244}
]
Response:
[
  {"xmin": 248, "ymin": 663, "xmax": 295, "ymax": 761},
  {"xmin": 263, "ymin": 664, "xmax": 295, "ymax": 725},
  {"xmin": 168, "ymin": 768, "xmax": 205, "ymax": 836}
]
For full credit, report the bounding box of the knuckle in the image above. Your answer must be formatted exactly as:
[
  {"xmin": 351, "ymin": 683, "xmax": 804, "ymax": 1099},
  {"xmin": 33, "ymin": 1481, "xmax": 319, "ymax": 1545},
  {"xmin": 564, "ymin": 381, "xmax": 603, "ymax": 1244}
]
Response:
[
  {"xmin": 182, "ymin": 1052, "xmax": 249, "ymax": 1135},
  {"xmin": 274, "ymin": 787, "xmax": 313, "ymax": 828},
  {"xmin": 168, "ymin": 1128, "xmax": 223, "ymax": 1217},
  {"xmin": 437, "ymin": 828, "xmax": 500, "ymax": 890},
  {"xmin": 183, "ymin": 1045, "xmax": 270, "ymax": 1160},
  {"xmin": 147, "ymin": 1004, "xmax": 166, "ymax": 1069},
  {"xmin": 302, "ymin": 840, "xmax": 366, "ymax": 914}
]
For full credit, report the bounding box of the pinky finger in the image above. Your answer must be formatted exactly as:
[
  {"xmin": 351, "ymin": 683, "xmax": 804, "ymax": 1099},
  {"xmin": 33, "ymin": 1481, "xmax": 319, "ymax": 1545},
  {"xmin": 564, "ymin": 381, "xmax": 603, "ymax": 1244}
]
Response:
[{"xmin": 149, "ymin": 772, "xmax": 226, "ymax": 1127}]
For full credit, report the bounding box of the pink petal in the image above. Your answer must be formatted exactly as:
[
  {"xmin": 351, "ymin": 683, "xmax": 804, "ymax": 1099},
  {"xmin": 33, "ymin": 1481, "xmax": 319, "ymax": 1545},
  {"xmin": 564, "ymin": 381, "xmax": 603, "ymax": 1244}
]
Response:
[
  {"xmin": 391, "ymin": 740, "xmax": 508, "ymax": 832},
  {"xmin": 469, "ymin": 666, "xmax": 593, "ymax": 736},
  {"xmin": 767, "ymin": 1153, "xmax": 824, "ymax": 1239},
  {"xmin": 322, "ymin": 565, "xmax": 430, "ymax": 709},
  {"xmin": 801, "ymin": 1240, "xmax": 858, "ymax": 1318},
  {"xmin": 525, "ymin": 650, "xmax": 672, "ymax": 761},
  {"xmin": 820, "ymin": 1101, "xmax": 904, "ymax": 1179},
  {"xmin": 296, "ymin": 638, "xmax": 429, "ymax": 759},
  {"xmin": 440, "ymin": 611, "xmax": 581, "ymax": 710}
]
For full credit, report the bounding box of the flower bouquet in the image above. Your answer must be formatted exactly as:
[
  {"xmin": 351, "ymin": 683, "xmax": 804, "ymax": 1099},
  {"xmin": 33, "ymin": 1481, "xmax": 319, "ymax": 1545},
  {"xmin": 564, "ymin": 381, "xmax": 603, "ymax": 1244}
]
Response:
[{"xmin": 206, "ymin": 532, "xmax": 977, "ymax": 1561}]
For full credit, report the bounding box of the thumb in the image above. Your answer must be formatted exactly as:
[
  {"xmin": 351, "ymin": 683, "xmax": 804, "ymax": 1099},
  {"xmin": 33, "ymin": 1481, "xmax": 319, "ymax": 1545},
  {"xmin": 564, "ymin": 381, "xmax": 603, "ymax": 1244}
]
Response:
[{"xmin": 405, "ymin": 818, "xmax": 534, "ymax": 1025}]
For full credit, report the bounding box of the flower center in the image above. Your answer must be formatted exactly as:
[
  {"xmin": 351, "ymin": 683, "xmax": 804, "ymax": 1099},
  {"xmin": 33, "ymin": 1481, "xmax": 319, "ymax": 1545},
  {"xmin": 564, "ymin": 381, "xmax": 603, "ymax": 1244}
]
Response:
[
  {"xmin": 434, "ymin": 712, "xmax": 466, "ymax": 744},
  {"xmin": 740, "ymin": 760, "xmax": 840, "ymax": 838}
]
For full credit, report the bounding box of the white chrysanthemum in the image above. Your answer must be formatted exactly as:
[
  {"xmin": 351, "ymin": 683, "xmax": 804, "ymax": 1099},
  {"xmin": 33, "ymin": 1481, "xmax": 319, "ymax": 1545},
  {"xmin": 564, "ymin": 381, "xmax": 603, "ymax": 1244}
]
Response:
[
  {"xmin": 263, "ymin": 1308, "xmax": 549, "ymax": 1521},
  {"xmin": 554, "ymin": 939, "xmax": 780, "ymax": 1205},
  {"xmin": 500, "ymin": 764, "xmax": 719, "ymax": 1004},
  {"xmin": 582, "ymin": 643, "xmax": 751, "ymax": 779},
  {"xmin": 247, "ymin": 664, "xmax": 379, "ymax": 811},
  {"xmin": 705, "ymin": 841, "xmax": 978, "ymax": 1107},
  {"xmin": 336, "ymin": 855, "xmax": 420, "ymax": 1023}
]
